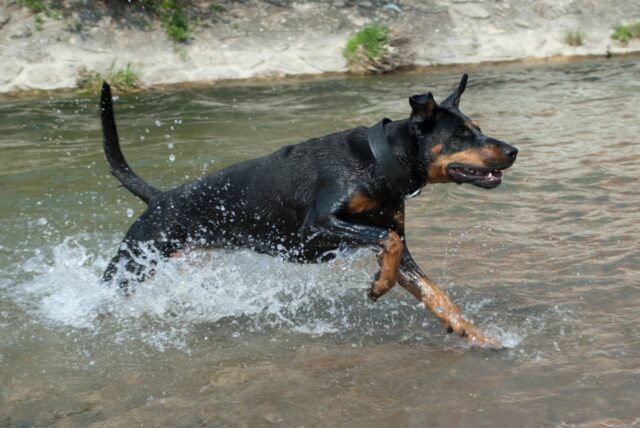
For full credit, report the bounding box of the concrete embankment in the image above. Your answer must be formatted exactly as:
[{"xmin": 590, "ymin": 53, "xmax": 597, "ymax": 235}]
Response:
[{"xmin": 0, "ymin": 0, "xmax": 639, "ymax": 94}]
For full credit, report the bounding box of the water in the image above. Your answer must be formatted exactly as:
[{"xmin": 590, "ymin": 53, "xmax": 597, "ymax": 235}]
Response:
[{"xmin": 1, "ymin": 58, "xmax": 639, "ymax": 426}]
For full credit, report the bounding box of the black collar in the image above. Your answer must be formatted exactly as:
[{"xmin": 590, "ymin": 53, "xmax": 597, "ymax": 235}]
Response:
[{"xmin": 367, "ymin": 118, "xmax": 421, "ymax": 198}]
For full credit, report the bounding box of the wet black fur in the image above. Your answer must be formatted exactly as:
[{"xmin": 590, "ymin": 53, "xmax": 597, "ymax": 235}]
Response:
[{"xmin": 100, "ymin": 76, "xmax": 517, "ymax": 288}]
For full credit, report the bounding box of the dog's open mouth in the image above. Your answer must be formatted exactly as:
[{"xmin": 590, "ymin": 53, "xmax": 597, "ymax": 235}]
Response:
[{"xmin": 448, "ymin": 165, "xmax": 504, "ymax": 189}]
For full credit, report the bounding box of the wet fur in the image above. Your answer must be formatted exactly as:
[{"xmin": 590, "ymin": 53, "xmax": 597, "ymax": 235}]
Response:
[{"xmin": 100, "ymin": 75, "xmax": 517, "ymax": 346}]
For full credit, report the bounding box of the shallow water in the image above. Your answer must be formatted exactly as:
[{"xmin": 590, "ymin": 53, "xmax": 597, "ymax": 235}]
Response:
[{"xmin": 1, "ymin": 58, "xmax": 639, "ymax": 427}]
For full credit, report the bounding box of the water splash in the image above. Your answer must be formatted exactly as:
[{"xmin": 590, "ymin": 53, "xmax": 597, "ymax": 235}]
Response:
[
  {"xmin": 486, "ymin": 326, "xmax": 525, "ymax": 349},
  {"xmin": 7, "ymin": 234, "xmax": 523, "ymax": 351}
]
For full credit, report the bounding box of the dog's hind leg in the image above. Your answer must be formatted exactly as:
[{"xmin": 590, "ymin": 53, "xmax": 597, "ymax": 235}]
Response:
[
  {"xmin": 368, "ymin": 231, "xmax": 403, "ymax": 301},
  {"xmin": 103, "ymin": 214, "xmax": 182, "ymax": 291},
  {"xmin": 398, "ymin": 249, "xmax": 500, "ymax": 347}
]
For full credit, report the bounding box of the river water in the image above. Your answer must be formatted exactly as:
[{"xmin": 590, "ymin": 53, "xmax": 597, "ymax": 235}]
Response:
[{"xmin": 1, "ymin": 57, "xmax": 639, "ymax": 427}]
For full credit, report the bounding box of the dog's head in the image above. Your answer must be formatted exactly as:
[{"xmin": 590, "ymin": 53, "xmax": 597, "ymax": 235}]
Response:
[{"xmin": 408, "ymin": 74, "xmax": 517, "ymax": 189}]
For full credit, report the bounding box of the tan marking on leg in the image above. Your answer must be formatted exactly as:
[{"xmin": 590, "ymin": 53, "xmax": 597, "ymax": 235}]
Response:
[
  {"xmin": 369, "ymin": 231, "xmax": 403, "ymax": 301},
  {"xmin": 393, "ymin": 210, "xmax": 405, "ymax": 231},
  {"xmin": 347, "ymin": 194, "xmax": 378, "ymax": 214},
  {"xmin": 398, "ymin": 269, "xmax": 500, "ymax": 347}
]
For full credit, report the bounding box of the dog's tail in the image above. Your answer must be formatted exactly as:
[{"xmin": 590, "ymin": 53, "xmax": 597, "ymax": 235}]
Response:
[{"xmin": 100, "ymin": 82, "xmax": 161, "ymax": 204}]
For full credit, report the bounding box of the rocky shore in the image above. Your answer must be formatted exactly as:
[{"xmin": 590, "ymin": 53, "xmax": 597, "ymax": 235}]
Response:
[{"xmin": 1, "ymin": 0, "xmax": 639, "ymax": 94}]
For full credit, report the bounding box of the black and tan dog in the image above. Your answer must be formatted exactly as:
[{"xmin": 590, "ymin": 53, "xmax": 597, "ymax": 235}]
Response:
[{"xmin": 100, "ymin": 75, "xmax": 517, "ymax": 346}]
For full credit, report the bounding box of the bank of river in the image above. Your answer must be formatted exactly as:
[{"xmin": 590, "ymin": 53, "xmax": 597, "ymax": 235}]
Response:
[{"xmin": 1, "ymin": 0, "xmax": 639, "ymax": 94}]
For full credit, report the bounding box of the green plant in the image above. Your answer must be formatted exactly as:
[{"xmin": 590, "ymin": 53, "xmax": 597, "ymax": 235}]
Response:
[
  {"xmin": 20, "ymin": 0, "xmax": 66, "ymax": 30},
  {"xmin": 20, "ymin": 0, "xmax": 49, "ymax": 30},
  {"xmin": 20, "ymin": 0, "xmax": 47, "ymax": 14},
  {"xmin": 77, "ymin": 71, "xmax": 101, "ymax": 93},
  {"xmin": 147, "ymin": 0, "xmax": 190, "ymax": 42},
  {"xmin": 632, "ymin": 22, "xmax": 640, "ymax": 38},
  {"xmin": 110, "ymin": 63, "xmax": 140, "ymax": 91},
  {"xmin": 72, "ymin": 20, "xmax": 83, "ymax": 33},
  {"xmin": 344, "ymin": 25, "xmax": 390, "ymax": 61},
  {"xmin": 611, "ymin": 24, "xmax": 632, "ymax": 46},
  {"xmin": 77, "ymin": 63, "xmax": 141, "ymax": 94},
  {"xmin": 33, "ymin": 13, "xmax": 43, "ymax": 31},
  {"xmin": 564, "ymin": 30, "xmax": 584, "ymax": 47},
  {"xmin": 209, "ymin": 4, "xmax": 225, "ymax": 14}
]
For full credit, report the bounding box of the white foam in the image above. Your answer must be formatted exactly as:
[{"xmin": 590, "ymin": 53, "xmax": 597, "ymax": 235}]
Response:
[
  {"xmin": 486, "ymin": 325, "xmax": 525, "ymax": 349},
  {"xmin": 7, "ymin": 234, "xmax": 523, "ymax": 351},
  {"xmin": 12, "ymin": 235, "xmax": 376, "ymax": 331}
]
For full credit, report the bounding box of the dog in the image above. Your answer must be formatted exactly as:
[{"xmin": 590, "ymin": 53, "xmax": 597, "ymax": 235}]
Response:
[{"xmin": 100, "ymin": 75, "xmax": 517, "ymax": 347}]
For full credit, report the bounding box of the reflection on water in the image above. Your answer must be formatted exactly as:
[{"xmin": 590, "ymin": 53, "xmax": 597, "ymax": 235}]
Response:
[{"xmin": 1, "ymin": 58, "xmax": 639, "ymax": 426}]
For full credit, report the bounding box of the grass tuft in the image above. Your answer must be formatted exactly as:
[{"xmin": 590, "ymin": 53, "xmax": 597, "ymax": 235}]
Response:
[
  {"xmin": 610, "ymin": 22, "xmax": 640, "ymax": 46},
  {"xmin": 611, "ymin": 24, "xmax": 632, "ymax": 46},
  {"xmin": 344, "ymin": 25, "xmax": 389, "ymax": 61},
  {"xmin": 19, "ymin": 0, "xmax": 47, "ymax": 14},
  {"xmin": 77, "ymin": 63, "xmax": 141, "ymax": 94},
  {"xmin": 209, "ymin": 4, "xmax": 225, "ymax": 14},
  {"xmin": 144, "ymin": 0, "xmax": 190, "ymax": 43},
  {"xmin": 564, "ymin": 30, "xmax": 584, "ymax": 47},
  {"xmin": 34, "ymin": 13, "xmax": 44, "ymax": 31},
  {"xmin": 110, "ymin": 63, "xmax": 141, "ymax": 91}
]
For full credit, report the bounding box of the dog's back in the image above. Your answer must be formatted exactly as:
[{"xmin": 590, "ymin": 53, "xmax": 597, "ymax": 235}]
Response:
[{"xmin": 147, "ymin": 126, "xmax": 378, "ymax": 260}]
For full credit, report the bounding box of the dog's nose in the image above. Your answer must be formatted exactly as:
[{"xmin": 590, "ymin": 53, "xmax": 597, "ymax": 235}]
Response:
[{"xmin": 503, "ymin": 145, "xmax": 518, "ymax": 161}]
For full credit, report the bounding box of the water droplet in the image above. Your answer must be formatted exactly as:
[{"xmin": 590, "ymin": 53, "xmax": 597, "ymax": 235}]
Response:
[
  {"xmin": 169, "ymin": 154, "xmax": 176, "ymax": 162},
  {"xmin": 155, "ymin": 120, "xmax": 162, "ymax": 127},
  {"xmin": 37, "ymin": 217, "xmax": 48, "ymax": 225},
  {"xmin": 126, "ymin": 208, "xmax": 134, "ymax": 217}
]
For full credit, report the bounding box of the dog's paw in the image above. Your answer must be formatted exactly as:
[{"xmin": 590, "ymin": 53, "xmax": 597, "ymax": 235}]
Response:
[{"xmin": 367, "ymin": 288, "xmax": 381, "ymax": 302}]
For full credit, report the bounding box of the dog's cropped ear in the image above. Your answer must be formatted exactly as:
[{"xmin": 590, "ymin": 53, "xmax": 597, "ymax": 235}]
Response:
[
  {"xmin": 442, "ymin": 74, "xmax": 468, "ymax": 108},
  {"xmin": 409, "ymin": 92, "xmax": 437, "ymax": 121}
]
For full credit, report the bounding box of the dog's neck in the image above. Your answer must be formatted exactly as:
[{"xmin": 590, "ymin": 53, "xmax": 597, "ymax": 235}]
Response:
[{"xmin": 383, "ymin": 119, "xmax": 429, "ymax": 189}]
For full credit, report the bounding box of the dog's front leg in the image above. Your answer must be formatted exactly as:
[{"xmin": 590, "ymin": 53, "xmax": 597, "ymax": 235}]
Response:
[
  {"xmin": 302, "ymin": 209, "xmax": 402, "ymax": 300},
  {"xmin": 368, "ymin": 230, "xmax": 403, "ymax": 301},
  {"xmin": 398, "ymin": 249, "xmax": 500, "ymax": 347}
]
